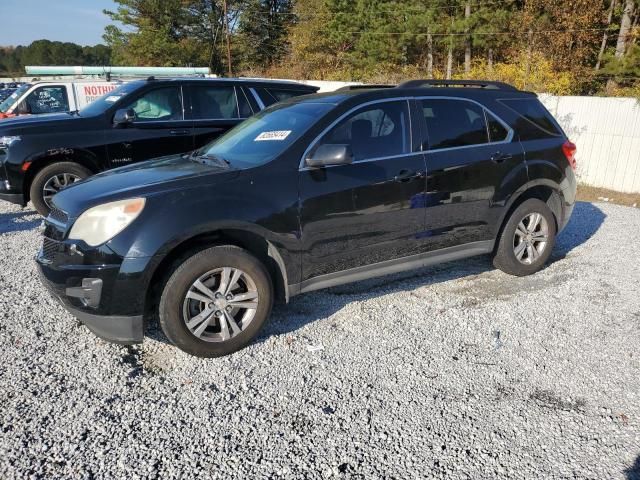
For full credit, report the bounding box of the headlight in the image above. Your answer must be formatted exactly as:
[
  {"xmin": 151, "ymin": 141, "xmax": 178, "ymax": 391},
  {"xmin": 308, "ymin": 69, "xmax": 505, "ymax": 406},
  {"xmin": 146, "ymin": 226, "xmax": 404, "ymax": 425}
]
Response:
[
  {"xmin": 68, "ymin": 198, "xmax": 146, "ymax": 247},
  {"xmin": 0, "ymin": 136, "xmax": 20, "ymax": 148}
]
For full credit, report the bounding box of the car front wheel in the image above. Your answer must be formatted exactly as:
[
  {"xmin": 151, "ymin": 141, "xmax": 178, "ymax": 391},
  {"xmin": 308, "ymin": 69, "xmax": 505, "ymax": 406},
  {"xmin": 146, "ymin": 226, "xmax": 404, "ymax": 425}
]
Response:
[
  {"xmin": 159, "ymin": 246, "xmax": 273, "ymax": 357},
  {"xmin": 30, "ymin": 162, "xmax": 92, "ymax": 216}
]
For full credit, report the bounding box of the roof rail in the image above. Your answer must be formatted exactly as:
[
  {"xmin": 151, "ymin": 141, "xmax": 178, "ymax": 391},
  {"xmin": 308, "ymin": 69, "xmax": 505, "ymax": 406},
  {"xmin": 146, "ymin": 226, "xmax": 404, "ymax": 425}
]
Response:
[
  {"xmin": 337, "ymin": 84, "xmax": 395, "ymax": 91},
  {"xmin": 397, "ymin": 79, "xmax": 517, "ymax": 91}
]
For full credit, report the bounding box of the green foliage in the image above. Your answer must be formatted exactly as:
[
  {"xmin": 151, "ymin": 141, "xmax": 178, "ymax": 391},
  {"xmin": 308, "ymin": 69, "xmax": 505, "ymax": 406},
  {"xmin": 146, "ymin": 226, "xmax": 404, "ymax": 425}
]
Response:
[
  {"xmin": 104, "ymin": 0, "xmax": 198, "ymax": 66},
  {"xmin": 235, "ymin": 0, "xmax": 295, "ymax": 70},
  {"xmin": 0, "ymin": 40, "xmax": 111, "ymax": 75}
]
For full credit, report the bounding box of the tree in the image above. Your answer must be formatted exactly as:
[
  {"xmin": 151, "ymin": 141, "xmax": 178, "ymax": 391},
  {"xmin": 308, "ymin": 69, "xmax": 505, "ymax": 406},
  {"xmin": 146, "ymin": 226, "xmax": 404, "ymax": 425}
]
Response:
[
  {"xmin": 0, "ymin": 41, "xmax": 112, "ymax": 75},
  {"xmin": 103, "ymin": 0, "xmax": 200, "ymax": 66},
  {"xmin": 236, "ymin": 0, "xmax": 295, "ymax": 71}
]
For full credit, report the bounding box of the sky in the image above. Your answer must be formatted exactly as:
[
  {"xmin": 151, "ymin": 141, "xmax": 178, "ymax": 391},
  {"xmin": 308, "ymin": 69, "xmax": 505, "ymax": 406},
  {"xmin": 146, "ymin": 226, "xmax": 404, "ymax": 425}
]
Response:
[{"xmin": 0, "ymin": 0, "xmax": 120, "ymax": 47}]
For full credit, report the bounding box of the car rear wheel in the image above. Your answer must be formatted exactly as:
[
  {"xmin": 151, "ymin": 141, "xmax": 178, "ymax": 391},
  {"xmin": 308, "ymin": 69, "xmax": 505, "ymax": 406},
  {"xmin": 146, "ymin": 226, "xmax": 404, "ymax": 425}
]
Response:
[
  {"xmin": 30, "ymin": 162, "xmax": 92, "ymax": 216},
  {"xmin": 159, "ymin": 246, "xmax": 273, "ymax": 358},
  {"xmin": 492, "ymin": 198, "xmax": 557, "ymax": 276}
]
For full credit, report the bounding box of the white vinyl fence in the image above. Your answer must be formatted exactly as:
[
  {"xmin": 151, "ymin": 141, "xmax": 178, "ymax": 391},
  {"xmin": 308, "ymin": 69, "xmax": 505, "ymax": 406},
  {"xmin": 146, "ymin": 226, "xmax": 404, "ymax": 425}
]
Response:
[{"xmin": 540, "ymin": 95, "xmax": 640, "ymax": 193}]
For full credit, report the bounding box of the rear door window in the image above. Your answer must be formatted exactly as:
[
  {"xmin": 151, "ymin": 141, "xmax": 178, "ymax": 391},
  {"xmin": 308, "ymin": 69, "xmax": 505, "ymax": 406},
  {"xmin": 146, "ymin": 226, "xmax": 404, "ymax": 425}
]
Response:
[
  {"xmin": 26, "ymin": 86, "xmax": 69, "ymax": 114},
  {"xmin": 499, "ymin": 98, "xmax": 562, "ymax": 140},
  {"xmin": 190, "ymin": 85, "xmax": 241, "ymax": 119},
  {"xmin": 421, "ymin": 99, "xmax": 489, "ymax": 149}
]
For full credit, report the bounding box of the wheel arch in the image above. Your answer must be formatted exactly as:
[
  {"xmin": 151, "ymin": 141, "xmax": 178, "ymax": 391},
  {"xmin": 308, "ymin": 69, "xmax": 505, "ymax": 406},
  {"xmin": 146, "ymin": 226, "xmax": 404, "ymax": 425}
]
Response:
[
  {"xmin": 22, "ymin": 148, "xmax": 100, "ymax": 201},
  {"xmin": 493, "ymin": 180, "xmax": 564, "ymax": 252},
  {"xmin": 143, "ymin": 228, "xmax": 290, "ymax": 322}
]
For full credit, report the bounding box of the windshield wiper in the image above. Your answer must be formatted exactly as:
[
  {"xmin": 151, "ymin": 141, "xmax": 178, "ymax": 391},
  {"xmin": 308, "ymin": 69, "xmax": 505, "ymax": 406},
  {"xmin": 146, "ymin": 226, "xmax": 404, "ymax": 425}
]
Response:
[{"xmin": 189, "ymin": 152, "xmax": 231, "ymax": 167}]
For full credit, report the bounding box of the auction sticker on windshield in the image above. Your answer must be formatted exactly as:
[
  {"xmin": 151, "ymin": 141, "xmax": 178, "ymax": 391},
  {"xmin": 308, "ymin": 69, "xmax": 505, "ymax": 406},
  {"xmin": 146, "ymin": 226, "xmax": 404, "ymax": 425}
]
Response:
[{"xmin": 254, "ymin": 130, "xmax": 292, "ymax": 141}]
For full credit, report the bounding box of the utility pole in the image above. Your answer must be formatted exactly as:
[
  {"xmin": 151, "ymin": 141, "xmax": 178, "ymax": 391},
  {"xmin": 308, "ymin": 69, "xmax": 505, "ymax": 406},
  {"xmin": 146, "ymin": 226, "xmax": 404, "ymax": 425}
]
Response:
[
  {"xmin": 524, "ymin": 29, "xmax": 533, "ymax": 90},
  {"xmin": 464, "ymin": 0, "xmax": 471, "ymax": 74},
  {"xmin": 223, "ymin": 0, "xmax": 233, "ymax": 77}
]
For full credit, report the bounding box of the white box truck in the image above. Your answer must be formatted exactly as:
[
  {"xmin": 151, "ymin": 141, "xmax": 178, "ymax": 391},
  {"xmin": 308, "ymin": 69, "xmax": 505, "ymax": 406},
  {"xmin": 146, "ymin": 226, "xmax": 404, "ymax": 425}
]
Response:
[{"xmin": 0, "ymin": 80, "xmax": 126, "ymax": 120}]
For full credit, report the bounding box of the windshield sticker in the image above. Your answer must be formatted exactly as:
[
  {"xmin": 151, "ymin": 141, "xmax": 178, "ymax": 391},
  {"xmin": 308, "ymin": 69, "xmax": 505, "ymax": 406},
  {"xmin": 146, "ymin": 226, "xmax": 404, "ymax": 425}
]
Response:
[
  {"xmin": 254, "ymin": 130, "xmax": 292, "ymax": 142},
  {"xmin": 105, "ymin": 95, "xmax": 123, "ymax": 103}
]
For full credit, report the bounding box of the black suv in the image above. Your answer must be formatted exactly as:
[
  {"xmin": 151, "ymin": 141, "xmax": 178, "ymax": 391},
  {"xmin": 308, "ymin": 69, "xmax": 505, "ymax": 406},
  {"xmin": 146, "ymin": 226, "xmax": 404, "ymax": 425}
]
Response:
[
  {"xmin": 37, "ymin": 80, "xmax": 577, "ymax": 358},
  {"xmin": 0, "ymin": 77, "xmax": 317, "ymax": 215}
]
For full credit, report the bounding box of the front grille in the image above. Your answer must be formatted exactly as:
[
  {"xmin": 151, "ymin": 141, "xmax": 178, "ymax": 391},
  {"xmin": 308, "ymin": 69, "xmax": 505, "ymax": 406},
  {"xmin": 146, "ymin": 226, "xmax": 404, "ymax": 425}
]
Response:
[
  {"xmin": 42, "ymin": 237, "xmax": 62, "ymax": 261},
  {"xmin": 48, "ymin": 207, "xmax": 68, "ymax": 225}
]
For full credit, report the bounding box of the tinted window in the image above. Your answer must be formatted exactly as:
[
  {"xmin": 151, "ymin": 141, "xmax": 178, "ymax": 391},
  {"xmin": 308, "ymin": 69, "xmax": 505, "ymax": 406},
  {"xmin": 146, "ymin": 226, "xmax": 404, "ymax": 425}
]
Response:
[
  {"xmin": 125, "ymin": 87, "xmax": 183, "ymax": 121},
  {"xmin": 487, "ymin": 111, "xmax": 509, "ymax": 142},
  {"xmin": 26, "ymin": 86, "xmax": 69, "ymax": 114},
  {"xmin": 315, "ymin": 100, "xmax": 410, "ymax": 161},
  {"xmin": 255, "ymin": 87, "xmax": 310, "ymax": 108},
  {"xmin": 499, "ymin": 98, "xmax": 562, "ymax": 140},
  {"xmin": 268, "ymin": 88, "xmax": 305, "ymax": 102},
  {"xmin": 0, "ymin": 84, "xmax": 29, "ymax": 113},
  {"xmin": 255, "ymin": 87, "xmax": 276, "ymax": 107},
  {"xmin": 422, "ymin": 99, "xmax": 488, "ymax": 149},
  {"xmin": 202, "ymin": 102, "xmax": 333, "ymax": 168},
  {"xmin": 191, "ymin": 85, "xmax": 240, "ymax": 119},
  {"xmin": 237, "ymin": 88, "xmax": 253, "ymax": 117}
]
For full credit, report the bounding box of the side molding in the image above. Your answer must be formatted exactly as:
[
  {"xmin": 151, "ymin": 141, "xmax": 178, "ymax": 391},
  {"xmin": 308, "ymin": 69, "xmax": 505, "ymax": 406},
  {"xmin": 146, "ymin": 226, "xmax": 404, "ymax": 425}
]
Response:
[{"xmin": 288, "ymin": 241, "xmax": 493, "ymax": 297}]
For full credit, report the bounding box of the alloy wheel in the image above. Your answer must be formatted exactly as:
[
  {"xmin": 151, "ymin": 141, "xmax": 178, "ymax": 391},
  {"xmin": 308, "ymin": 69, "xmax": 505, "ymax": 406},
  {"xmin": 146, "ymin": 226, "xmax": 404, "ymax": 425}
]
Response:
[
  {"xmin": 42, "ymin": 173, "xmax": 81, "ymax": 207},
  {"xmin": 182, "ymin": 267, "xmax": 259, "ymax": 342},
  {"xmin": 513, "ymin": 212, "xmax": 549, "ymax": 265}
]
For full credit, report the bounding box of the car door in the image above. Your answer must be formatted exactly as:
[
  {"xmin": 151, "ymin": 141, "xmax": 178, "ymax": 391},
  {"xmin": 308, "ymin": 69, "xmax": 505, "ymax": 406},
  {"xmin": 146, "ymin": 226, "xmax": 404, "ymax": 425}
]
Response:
[
  {"xmin": 106, "ymin": 85, "xmax": 192, "ymax": 168},
  {"xmin": 187, "ymin": 84, "xmax": 253, "ymax": 150},
  {"xmin": 418, "ymin": 97, "xmax": 526, "ymax": 251},
  {"xmin": 298, "ymin": 99, "xmax": 427, "ymax": 283}
]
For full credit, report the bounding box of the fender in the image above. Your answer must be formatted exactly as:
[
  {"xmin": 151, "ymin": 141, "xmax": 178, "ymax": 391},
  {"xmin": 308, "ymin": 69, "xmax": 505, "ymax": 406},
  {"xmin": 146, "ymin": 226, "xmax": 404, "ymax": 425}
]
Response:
[
  {"xmin": 496, "ymin": 177, "xmax": 567, "ymax": 238},
  {"xmin": 25, "ymin": 146, "xmax": 102, "ymax": 173}
]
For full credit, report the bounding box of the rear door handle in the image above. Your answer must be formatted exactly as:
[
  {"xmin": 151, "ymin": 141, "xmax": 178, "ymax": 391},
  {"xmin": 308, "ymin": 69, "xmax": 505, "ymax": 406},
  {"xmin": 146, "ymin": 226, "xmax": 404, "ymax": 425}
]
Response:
[
  {"xmin": 170, "ymin": 129, "xmax": 190, "ymax": 136},
  {"xmin": 394, "ymin": 169, "xmax": 425, "ymax": 182},
  {"xmin": 491, "ymin": 151, "xmax": 513, "ymax": 163}
]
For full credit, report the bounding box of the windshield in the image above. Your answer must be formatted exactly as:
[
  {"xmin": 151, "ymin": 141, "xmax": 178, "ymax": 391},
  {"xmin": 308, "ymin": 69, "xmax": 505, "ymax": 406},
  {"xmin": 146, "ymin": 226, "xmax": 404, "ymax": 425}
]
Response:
[
  {"xmin": 0, "ymin": 84, "xmax": 29, "ymax": 113},
  {"xmin": 200, "ymin": 102, "xmax": 333, "ymax": 169},
  {"xmin": 78, "ymin": 82, "xmax": 141, "ymax": 117}
]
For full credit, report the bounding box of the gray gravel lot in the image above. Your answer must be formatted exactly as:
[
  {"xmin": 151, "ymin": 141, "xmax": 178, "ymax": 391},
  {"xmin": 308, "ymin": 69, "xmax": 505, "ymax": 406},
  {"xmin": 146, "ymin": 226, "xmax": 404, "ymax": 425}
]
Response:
[{"xmin": 0, "ymin": 200, "xmax": 639, "ymax": 479}]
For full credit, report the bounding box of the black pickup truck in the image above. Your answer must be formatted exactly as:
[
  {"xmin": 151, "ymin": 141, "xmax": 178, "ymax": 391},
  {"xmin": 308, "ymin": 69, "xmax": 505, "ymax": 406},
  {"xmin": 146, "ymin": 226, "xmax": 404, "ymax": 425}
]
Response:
[{"xmin": 0, "ymin": 77, "xmax": 317, "ymax": 215}]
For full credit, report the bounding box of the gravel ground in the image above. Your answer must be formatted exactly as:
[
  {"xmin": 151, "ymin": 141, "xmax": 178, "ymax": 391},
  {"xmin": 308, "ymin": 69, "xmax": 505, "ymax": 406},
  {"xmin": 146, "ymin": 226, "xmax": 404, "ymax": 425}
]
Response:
[{"xmin": 0, "ymin": 200, "xmax": 639, "ymax": 479}]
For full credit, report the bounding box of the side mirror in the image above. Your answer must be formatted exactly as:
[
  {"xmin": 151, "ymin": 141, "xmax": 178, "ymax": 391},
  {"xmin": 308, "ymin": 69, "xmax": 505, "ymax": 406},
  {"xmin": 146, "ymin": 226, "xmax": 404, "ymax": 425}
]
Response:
[
  {"xmin": 113, "ymin": 108, "xmax": 135, "ymax": 126},
  {"xmin": 16, "ymin": 101, "xmax": 30, "ymax": 115},
  {"xmin": 305, "ymin": 144, "xmax": 353, "ymax": 168}
]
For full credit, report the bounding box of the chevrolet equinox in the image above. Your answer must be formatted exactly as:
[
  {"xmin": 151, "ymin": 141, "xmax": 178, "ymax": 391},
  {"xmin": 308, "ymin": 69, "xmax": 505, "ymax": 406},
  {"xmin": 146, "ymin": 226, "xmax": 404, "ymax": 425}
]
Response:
[{"xmin": 37, "ymin": 80, "xmax": 577, "ymax": 358}]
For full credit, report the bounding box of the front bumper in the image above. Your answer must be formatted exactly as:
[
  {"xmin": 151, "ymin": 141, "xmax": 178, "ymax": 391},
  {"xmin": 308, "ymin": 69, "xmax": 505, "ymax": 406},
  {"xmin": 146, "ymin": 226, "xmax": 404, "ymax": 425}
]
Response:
[
  {"xmin": 67, "ymin": 306, "xmax": 143, "ymax": 344},
  {"xmin": 37, "ymin": 257, "xmax": 145, "ymax": 344},
  {"xmin": 0, "ymin": 166, "xmax": 25, "ymax": 205},
  {"xmin": 0, "ymin": 191, "xmax": 25, "ymax": 205}
]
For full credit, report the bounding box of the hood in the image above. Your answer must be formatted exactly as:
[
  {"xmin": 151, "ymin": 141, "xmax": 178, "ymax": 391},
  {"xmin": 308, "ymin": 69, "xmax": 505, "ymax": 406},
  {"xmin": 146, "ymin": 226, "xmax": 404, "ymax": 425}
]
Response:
[
  {"xmin": 52, "ymin": 154, "xmax": 239, "ymax": 217},
  {"xmin": 0, "ymin": 112, "xmax": 91, "ymax": 135}
]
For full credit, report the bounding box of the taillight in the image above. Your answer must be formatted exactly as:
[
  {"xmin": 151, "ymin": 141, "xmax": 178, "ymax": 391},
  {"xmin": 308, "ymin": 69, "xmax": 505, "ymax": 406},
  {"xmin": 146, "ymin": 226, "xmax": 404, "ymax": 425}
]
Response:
[{"xmin": 562, "ymin": 140, "xmax": 577, "ymax": 171}]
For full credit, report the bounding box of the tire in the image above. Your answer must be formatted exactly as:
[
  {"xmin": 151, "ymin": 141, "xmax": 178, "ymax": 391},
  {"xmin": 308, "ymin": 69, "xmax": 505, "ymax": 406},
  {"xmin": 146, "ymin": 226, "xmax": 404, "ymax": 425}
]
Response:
[
  {"xmin": 30, "ymin": 162, "xmax": 92, "ymax": 216},
  {"xmin": 159, "ymin": 246, "xmax": 273, "ymax": 358},
  {"xmin": 492, "ymin": 198, "xmax": 557, "ymax": 276}
]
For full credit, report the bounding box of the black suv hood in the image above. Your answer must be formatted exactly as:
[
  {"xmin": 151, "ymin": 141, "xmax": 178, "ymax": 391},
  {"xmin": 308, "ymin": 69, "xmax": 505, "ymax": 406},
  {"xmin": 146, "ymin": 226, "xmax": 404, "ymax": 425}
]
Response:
[
  {"xmin": 0, "ymin": 112, "xmax": 92, "ymax": 135},
  {"xmin": 52, "ymin": 154, "xmax": 239, "ymax": 217}
]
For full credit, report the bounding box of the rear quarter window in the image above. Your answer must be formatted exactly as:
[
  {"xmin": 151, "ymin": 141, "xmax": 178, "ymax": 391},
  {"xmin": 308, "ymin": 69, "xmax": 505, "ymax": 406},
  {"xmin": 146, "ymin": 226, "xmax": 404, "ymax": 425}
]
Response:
[
  {"xmin": 255, "ymin": 87, "xmax": 313, "ymax": 107},
  {"xmin": 499, "ymin": 98, "xmax": 563, "ymax": 141}
]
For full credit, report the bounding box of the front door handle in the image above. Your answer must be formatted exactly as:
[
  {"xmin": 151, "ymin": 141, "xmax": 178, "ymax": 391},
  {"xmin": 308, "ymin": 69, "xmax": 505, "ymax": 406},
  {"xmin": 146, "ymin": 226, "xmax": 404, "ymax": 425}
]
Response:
[
  {"xmin": 394, "ymin": 169, "xmax": 425, "ymax": 182},
  {"xmin": 491, "ymin": 151, "xmax": 513, "ymax": 163},
  {"xmin": 170, "ymin": 129, "xmax": 190, "ymax": 136}
]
